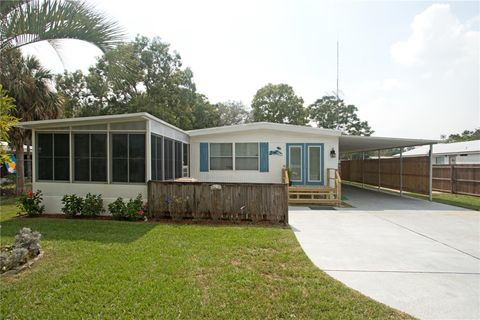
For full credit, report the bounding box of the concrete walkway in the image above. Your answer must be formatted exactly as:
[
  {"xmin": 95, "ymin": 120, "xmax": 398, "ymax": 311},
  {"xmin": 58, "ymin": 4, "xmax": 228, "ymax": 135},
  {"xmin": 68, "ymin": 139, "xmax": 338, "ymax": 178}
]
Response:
[{"xmin": 289, "ymin": 186, "xmax": 480, "ymax": 320}]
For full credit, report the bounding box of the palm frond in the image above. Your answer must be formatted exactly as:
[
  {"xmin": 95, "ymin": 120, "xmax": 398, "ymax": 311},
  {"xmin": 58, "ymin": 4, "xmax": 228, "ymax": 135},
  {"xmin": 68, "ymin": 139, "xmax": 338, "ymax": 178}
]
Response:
[{"xmin": 1, "ymin": 0, "xmax": 124, "ymax": 52}]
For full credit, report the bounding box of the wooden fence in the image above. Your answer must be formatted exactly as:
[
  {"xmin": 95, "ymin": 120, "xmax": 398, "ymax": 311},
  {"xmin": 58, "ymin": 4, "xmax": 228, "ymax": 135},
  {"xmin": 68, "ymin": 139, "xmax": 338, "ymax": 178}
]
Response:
[
  {"xmin": 340, "ymin": 156, "xmax": 430, "ymax": 195},
  {"xmin": 341, "ymin": 158, "xmax": 480, "ymax": 196},
  {"xmin": 432, "ymin": 164, "xmax": 480, "ymax": 196},
  {"xmin": 148, "ymin": 181, "xmax": 289, "ymax": 223}
]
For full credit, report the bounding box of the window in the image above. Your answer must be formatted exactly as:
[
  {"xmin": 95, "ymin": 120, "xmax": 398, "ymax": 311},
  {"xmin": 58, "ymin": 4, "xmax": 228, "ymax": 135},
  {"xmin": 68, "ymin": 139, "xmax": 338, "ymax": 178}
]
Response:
[
  {"xmin": 435, "ymin": 156, "xmax": 445, "ymax": 165},
  {"xmin": 308, "ymin": 146, "xmax": 321, "ymax": 181},
  {"xmin": 182, "ymin": 143, "xmax": 189, "ymax": 177},
  {"xmin": 235, "ymin": 143, "xmax": 259, "ymax": 170},
  {"xmin": 37, "ymin": 133, "xmax": 69, "ymax": 181},
  {"xmin": 182, "ymin": 144, "xmax": 189, "ymax": 166},
  {"xmin": 289, "ymin": 146, "xmax": 302, "ymax": 181},
  {"xmin": 74, "ymin": 134, "xmax": 107, "ymax": 182},
  {"xmin": 175, "ymin": 141, "xmax": 182, "ymax": 179},
  {"xmin": 151, "ymin": 134, "xmax": 163, "ymax": 180},
  {"xmin": 164, "ymin": 139, "xmax": 174, "ymax": 180},
  {"xmin": 210, "ymin": 143, "xmax": 233, "ymax": 170},
  {"xmin": 111, "ymin": 134, "xmax": 145, "ymax": 183}
]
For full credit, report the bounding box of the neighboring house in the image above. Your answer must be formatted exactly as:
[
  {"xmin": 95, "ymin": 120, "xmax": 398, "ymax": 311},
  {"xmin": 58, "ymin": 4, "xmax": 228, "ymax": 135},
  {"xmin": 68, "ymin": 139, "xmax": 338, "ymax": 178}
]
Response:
[
  {"xmin": 16, "ymin": 113, "xmax": 341, "ymax": 213},
  {"xmin": 398, "ymin": 140, "xmax": 480, "ymax": 164}
]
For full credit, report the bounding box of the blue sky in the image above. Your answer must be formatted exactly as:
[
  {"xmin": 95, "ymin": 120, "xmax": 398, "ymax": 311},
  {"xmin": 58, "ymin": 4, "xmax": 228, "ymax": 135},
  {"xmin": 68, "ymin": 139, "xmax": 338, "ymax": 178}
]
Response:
[{"xmin": 23, "ymin": 1, "xmax": 480, "ymax": 139}]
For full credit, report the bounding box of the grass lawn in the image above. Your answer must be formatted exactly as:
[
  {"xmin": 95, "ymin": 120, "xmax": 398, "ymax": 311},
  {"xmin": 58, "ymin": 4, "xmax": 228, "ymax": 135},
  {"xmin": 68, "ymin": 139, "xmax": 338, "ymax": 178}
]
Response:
[
  {"xmin": 406, "ymin": 192, "xmax": 480, "ymax": 211},
  {"xmin": 1, "ymin": 198, "xmax": 411, "ymax": 319}
]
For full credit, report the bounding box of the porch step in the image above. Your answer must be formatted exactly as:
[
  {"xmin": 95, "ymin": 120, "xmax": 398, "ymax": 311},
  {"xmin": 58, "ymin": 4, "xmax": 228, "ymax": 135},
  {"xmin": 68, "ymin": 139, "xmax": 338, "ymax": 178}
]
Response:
[{"xmin": 288, "ymin": 186, "xmax": 340, "ymax": 205}]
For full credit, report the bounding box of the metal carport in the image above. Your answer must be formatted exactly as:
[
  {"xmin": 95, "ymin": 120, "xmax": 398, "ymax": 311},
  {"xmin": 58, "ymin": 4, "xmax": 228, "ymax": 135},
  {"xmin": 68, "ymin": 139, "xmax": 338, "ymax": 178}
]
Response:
[{"xmin": 339, "ymin": 135, "xmax": 439, "ymax": 200}]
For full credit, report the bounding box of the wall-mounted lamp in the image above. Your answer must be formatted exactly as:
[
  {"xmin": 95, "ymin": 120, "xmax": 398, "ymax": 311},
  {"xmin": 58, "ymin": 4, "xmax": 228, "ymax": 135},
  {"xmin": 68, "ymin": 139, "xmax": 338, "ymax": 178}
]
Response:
[{"xmin": 330, "ymin": 148, "xmax": 336, "ymax": 158}]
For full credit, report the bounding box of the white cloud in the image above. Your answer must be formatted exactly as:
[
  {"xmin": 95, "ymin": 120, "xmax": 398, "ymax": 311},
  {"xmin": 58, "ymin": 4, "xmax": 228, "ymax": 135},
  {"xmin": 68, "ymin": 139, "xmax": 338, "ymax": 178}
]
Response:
[{"xmin": 391, "ymin": 4, "xmax": 479, "ymax": 67}]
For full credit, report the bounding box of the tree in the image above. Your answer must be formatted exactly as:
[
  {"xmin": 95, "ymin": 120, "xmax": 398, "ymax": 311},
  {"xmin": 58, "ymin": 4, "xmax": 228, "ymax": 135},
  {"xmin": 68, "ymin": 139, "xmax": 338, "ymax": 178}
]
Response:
[
  {"xmin": 447, "ymin": 129, "xmax": 480, "ymax": 143},
  {"xmin": 1, "ymin": 49, "xmax": 62, "ymax": 194},
  {"xmin": 1, "ymin": 0, "xmax": 124, "ymax": 193},
  {"xmin": 0, "ymin": 85, "xmax": 18, "ymax": 162},
  {"xmin": 251, "ymin": 83, "xmax": 307, "ymax": 125},
  {"xmin": 308, "ymin": 95, "xmax": 373, "ymax": 136},
  {"xmin": 215, "ymin": 101, "xmax": 249, "ymax": 126},
  {"xmin": 1, "ymin": 0, "xmax": 123, "ymax": 53},
  {"xmin": 55, "ymin": 36, "xmax": 220, "ymax": 130}
]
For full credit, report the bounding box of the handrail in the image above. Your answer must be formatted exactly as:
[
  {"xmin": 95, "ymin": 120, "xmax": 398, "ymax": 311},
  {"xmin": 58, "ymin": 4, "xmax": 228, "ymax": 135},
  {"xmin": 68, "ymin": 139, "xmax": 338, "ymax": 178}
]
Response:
[{"xmin": 282, "ymin": 167, "xmax": 289, "ymax": 184}]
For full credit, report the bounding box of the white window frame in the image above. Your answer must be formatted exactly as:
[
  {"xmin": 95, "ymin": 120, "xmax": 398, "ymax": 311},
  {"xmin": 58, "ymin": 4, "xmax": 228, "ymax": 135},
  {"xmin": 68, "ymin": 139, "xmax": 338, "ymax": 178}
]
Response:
[
  {"xmin": 234, "ymin": 142, "xmax": 259, "ymax": 171},
  {"xmin": 209, "ymin": 143, "xmax": 233, "ymax": 171}
]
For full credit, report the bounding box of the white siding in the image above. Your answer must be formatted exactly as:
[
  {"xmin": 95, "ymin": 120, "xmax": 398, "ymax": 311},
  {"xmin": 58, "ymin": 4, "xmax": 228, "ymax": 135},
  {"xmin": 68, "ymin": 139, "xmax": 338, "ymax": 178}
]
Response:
[
  {"xmin": 149, "ymin": 119, "xmax": 189, "ymax": 143},
  {"xmin": 455, "ymin": 153, "xmax": 480, "ymax": 164},
  {"xmin": 34, "ymin": 182, "xmax": 147, "ymax": 214},
  {"xmin": 189, "ymin": 129, "xmax": 339, "ymax": 184}
]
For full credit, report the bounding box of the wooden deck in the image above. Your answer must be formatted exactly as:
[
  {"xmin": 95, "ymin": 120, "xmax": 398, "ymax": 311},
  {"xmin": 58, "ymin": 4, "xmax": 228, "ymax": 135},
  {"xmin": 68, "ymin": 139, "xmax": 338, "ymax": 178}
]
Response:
[{"xmin": 282, "ymin": 168, "xmax": 342, "ymax": 206}]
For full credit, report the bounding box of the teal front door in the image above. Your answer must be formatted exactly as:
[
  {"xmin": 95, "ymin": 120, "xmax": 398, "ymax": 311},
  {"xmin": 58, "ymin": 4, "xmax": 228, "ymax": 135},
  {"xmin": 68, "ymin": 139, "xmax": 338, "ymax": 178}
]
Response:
[{"xmin": 286, "ymin": 143, "xmax": 324, "ymax": 186}]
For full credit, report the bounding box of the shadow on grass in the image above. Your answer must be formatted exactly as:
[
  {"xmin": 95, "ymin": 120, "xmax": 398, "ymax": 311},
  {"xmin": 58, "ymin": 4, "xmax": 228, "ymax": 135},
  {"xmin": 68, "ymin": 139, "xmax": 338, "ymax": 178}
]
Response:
[{"xmin": 0, "ymin": 217, "xmax": 157, "ymax": 244}]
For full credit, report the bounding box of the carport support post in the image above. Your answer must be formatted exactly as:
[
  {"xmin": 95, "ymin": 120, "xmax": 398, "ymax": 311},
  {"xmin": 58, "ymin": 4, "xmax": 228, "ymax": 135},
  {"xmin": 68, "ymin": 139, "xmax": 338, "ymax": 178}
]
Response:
[
  {"xmin": 378, "ymin": 150, "xmax": 381, "ymax": 191},
  {"xmin": 362, "ymin": 152, "xmax": 365, "ymax": 189},
  {"xmin": 399, "ymin": 148, "xmax": 403, "ymax": 197},
  {"xmin": 428, "ymin": 144, "xmax": 433, "ymax": 201}
]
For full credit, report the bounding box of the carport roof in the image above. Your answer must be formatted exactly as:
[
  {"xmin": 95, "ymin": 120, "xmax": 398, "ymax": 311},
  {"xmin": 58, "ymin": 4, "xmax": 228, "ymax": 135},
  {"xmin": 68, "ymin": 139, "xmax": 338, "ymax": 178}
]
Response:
[{"xmin": 339, "ymin": 135, "xmax": 439, "ymax": 153}]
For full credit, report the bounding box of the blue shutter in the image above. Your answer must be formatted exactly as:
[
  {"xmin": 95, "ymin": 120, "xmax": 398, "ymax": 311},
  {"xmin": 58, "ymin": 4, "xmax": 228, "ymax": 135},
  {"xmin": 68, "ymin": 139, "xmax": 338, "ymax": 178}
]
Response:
[
  {"xmin": 200, "ymin": 143, "xmax": 209, "ymax": 172},
  {"xmin": 260, "ymin": 142, "xmax": 269, "ymax": 172}
]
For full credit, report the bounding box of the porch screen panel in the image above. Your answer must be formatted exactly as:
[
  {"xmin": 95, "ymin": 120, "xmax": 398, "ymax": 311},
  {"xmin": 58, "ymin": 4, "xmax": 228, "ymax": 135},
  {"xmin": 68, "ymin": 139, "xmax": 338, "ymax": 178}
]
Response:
[
  {"xmin": 164, "ymin": 139, "xmax": 173, "ymax": 180},
  {"xmin": 74, "ymin": 134, "xmax": 107, "ymax": 182},
  {"xmin": 174, "ymin": 141, "xmax": 182, "ymax": 179},
  {"xmin": 74, "ymin": 134, "xmax": 90, "ymax": 181},
  {"xmin": 112, "ymin": 134, "xmax": 145, "ymax": 183},
  {"xmin": 151, "ymin": 135, "xmax": 164, "ymax": 180},
  {"xmin": 37, "ymin": 133, "xmax": 53, "ymax": 180},
  {"xmin": 37, "ymin": 133, "xmax": 69, "ymax": 181},
  {"xmin": 112, "ymin": 134, "xmax": 128, "ymax": 182},
  {"xmin": 128, "ymin": 134, "xmax": 145, "ymax": 183},
  {"xmin": 53, "ymin": 134, "xmax": 70, "ymax": 181},
  {"xmin": 91, "ymin": 134, "xmax": 107, "ymax": 181}
]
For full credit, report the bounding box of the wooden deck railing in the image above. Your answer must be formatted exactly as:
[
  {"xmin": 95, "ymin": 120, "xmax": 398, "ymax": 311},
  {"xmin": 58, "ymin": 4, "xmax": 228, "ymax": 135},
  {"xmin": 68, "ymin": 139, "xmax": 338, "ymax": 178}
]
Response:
[{"xmin": 283, "ymin": 167, "xmax": 341, "ymax": 206}]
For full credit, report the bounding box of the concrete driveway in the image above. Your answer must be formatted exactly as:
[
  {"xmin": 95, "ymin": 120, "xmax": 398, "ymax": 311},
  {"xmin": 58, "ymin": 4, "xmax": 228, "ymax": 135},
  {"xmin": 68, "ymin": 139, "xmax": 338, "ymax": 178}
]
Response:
[{"xmin": 289, "ymin": 186, "xmax": 480, "ymax": 320}]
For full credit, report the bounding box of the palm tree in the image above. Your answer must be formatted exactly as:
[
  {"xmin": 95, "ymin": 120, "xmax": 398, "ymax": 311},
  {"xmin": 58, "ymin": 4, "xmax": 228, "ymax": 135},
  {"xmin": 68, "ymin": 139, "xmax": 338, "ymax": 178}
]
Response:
[
  {"xmin": 1, "ymin": 49, "xmax": 62, "ymax": 194},
  {"xmin": 1, "ymin": 0, "xmax": 123, "ymax": 53},
  {"xmin": 0, "ymin": 0, "xmax": 124, "ymax": 194}
]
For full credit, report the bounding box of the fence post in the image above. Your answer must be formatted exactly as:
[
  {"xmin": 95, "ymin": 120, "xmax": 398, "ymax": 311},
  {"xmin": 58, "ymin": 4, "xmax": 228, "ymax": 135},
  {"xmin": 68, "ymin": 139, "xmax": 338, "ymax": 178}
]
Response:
[
  {"xmin": 378, "ymin": 150, "xmax": 381, "ymax": 191},
  {"xmin": 362, "ymin": 152, "xmax": 365, "ymax": 189},
  {"xmin": 399, "ymin": 148, "xmax": 403, "ymax": 197},
  {"xmin": 428, "ymin": 144, "xmax": 433, "ymax": 201},
  {"xmin": 451, "ymin": 164, "xmax": 455, "ymax": 194}
]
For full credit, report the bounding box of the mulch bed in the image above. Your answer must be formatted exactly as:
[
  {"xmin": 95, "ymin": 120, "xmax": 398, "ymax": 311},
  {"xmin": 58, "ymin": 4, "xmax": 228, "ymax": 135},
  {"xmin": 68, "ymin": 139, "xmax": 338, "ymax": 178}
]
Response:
[{"xmin": 15, "ymin": 214, "xmax": 287, "ymax": 228}]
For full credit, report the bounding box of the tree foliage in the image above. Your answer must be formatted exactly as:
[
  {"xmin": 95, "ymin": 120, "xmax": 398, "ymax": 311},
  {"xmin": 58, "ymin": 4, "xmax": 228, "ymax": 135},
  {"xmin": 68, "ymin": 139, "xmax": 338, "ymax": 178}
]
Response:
[
  {"xmin": 215, "ymin": 101, "xmax": 250, "ymax": 126},
  {"xmin": 251, "ymin": 83, "xmax": 307, "ymax": 125},
  {"xmin": 0, "ymin": 0, "xmax": 124, "ymax": 53},
  {"xmin": 308, "ymin": 95, "xmax": 373, "ymax": 136},
  {"xmin": 0, "ymin": 49, "xmax": 62, "ymax": 194},
  {"xmin": 0, "ymin": 85, "xmax": 18, "ymax": 162},
  {"xmin": 55, "ymin": 36, "xmax": 250, "ymax": 130},
  {"xmin": 447, "ymin": 129, "xmax": 480, "ymax": 143}
]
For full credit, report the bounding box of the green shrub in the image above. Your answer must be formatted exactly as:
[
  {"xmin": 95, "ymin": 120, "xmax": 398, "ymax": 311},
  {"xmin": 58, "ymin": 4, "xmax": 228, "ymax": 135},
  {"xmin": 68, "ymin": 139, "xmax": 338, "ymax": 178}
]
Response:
[
  {"xmin": 61, "ymin": 194, "xmax": 84, "ymax": 217},
  {"xmin": 108, "ymin": 197, "xmax": 126, "ymax": 220},
  {"xmin": 17, "ymin": 190, "xmax": 45, "ymax": 216},
  {"xmin": 80, "ymin": 193, "xmax": 104, "ymax": 216},
  {"xmin": 108, "ymin": 194, "xmax": 145, "ymax": 221}
]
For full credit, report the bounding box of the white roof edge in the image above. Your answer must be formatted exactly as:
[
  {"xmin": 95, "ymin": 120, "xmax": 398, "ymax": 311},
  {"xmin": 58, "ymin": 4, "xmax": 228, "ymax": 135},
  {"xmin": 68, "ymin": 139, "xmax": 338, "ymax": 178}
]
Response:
[
  {"xmin": 187, "ymin": 122, "xmax": 342, "ymax": 137},
  {"xmin": 15, "ymin": 112, "xmax": 188, "ymax": 134}
]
